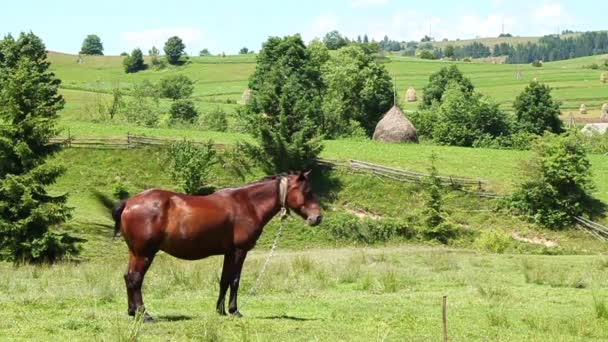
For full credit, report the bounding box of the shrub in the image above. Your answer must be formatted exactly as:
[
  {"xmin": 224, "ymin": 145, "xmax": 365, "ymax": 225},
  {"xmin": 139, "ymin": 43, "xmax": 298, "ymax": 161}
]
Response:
[
  {"xmin": 507, "ymin": 133, "xmax": 597, "ymax": 229},
  {"xmin": 531, "ymin": 60, "xmax": 543, "ymax": 67},
  {"xmin": 168, "ymin": 140, "xmax": 217, "ymax": 194},
  {"xmin": 124, "ymin": 80, "xmax": 160, "ymax": 127},
  {"xmin": 164, "ymin": 36, "xmax": 185, "ymax": 65},
  {"xmin": 201, "ymin": 107, "xmax": 228, "ymax": 132},
  {"xmin": 326, "ymin": 213, "xmax": 412, "ymax": 244},
  {"xmin": 149, "ymin": 46, "xmax": 165, "ymax": 70},
  {"xmin": 123, "ymin": 48, "xmax": 145, "ymax": 73},
  {"xmin": 159, "ymin": 74, "xmax": 194, "ymax": 100},
  {"xmin": 474, "ymin": 230, "xmax": 512, "ymax": 253},
  {"xmin": 169, "ymin": 99, "xmax": 198, "ymax": 123},
  {"xmin": 514, "ymin": 81, "xmax": 563, "ymax": 135},
  {"xmin": 418, "ymin": 50, "xmax": 435, "ymax": 60}
]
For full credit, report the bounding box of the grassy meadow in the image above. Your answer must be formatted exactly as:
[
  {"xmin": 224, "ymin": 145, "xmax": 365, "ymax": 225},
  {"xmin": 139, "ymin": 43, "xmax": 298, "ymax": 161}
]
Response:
[{"xmin": 1, "ymin": 49, "xmax": 607, "ymax": 340}]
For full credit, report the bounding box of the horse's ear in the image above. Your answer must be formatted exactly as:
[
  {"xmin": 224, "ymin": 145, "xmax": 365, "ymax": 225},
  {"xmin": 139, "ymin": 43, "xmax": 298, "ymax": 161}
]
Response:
[{"xmin": 303, "ymin": 170, "xmax": 312, "ymax": 179}]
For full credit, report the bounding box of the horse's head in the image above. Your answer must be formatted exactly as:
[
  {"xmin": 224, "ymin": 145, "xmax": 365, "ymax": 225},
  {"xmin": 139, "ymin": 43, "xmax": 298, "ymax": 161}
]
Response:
[{"xmin": 284, "ymin": 171, "xmax": 322, "ymax": 226}]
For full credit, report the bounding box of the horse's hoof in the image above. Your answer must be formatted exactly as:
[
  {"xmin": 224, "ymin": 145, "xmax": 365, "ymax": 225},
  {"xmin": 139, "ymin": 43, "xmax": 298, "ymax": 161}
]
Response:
[
  {"xmin": 143, "ymin": 313, "xmax": 155, "ymax": 323},
  {"xmin": 230, "ymin": 310, "xmax": 243, "ymax": 318}
]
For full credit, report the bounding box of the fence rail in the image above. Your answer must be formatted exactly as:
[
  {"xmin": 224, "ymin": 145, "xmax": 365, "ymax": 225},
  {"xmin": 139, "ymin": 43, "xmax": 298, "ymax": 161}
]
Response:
[{"xmin": 49, "ymin": 134, "xmax": 226, "ymax": 150}]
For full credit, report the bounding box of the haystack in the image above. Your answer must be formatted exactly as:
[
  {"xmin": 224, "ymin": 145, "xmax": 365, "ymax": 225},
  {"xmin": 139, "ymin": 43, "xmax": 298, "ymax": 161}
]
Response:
[
  {"xmin": 601, "ymin": 72, "xmax": 607, "ymax": 84},
  {"xmin": 579, "ymin": 104, "xmax": 587, "ymax": 115},
  {"xmin": 240, "ymin": 88, "xmax": 252, "ymax": 104},
  {"xmin": 601, "ymin": 103, "xmax": 608, "ymax": 122},
  {"xmin": 373, "ymin": 105, "xmax": 418, "ymax": 143},
  {"xmin": 405, "ymin": 86, "xmax": 417, "ymax": 102}
]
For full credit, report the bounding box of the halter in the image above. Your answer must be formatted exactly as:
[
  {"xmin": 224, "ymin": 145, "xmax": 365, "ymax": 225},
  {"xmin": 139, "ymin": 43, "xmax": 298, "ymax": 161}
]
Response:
[{"xmin": 278, "ymin": 176, "xmax": 289, "ymax": 219}]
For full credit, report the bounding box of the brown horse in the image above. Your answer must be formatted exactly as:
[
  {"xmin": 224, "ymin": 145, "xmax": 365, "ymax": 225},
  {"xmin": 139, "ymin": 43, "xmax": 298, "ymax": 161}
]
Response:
[{"xmin": 98, "ymin": 171, "xmax": 321, "ymax": 321}]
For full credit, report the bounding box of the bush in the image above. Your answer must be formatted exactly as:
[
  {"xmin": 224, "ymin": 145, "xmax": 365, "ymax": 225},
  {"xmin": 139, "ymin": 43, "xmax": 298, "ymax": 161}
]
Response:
[
  {"xmin": 531, "ymin": 60, "xmax": 543, "ymax": 67},
  {"xmin": 507, "ymin": 133, "xmax": 597, "ymax": 229},
  {"xmin": 326, "ymin": 213, "xmax": 412, "ymax": 244},
  {"xmin": 168, "ymin": 140, "xmax": 217, "ymax": 194},
  {"xmin": 514, "ymin": 81, "xmax": 563, "ymax": 135},
  {"xmin": 169, "ymin": 99, "xmax": 198, "ymax": 123},
  {"xmin": 164, "ymin": 36, "xmax": 185, "ymax": 65},
  {"xmin": 123, "ymin": 48, "xmax": 145, "ymax": 73},
  {"xmin": 124, "ymin": 80, "xmax": 160, "ymax": 127},
  {"xmin": 149, "ymin": 46, "xmax": 165, "ymax": 70},
  {"xmin": 159, "ymin": 74, "xmax": 194, "ymax": 100},
  {"xmin": 418, "ymin": 50, "xmax": 435, "ymax": 60},
  {"xmin": 201, "ymin": 107, "xmax": 228, "ymax": 131},
  {"xmin": 474, "ymin": 230, "xmax": 512, "ymax": 253}
]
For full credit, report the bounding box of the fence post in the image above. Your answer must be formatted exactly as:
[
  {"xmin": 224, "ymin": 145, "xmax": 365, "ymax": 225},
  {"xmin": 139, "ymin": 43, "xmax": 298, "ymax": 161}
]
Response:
[
  {"xmin": 67, "ymin": 128, "xmax": 71, "ymax": 148},
  {"xmin": 127, "ymin": 132, "xmax": 130, "ymax": 149},
  {"xmin": 442, "ymin": 295, "xmax": 448, "ymax": 342}
]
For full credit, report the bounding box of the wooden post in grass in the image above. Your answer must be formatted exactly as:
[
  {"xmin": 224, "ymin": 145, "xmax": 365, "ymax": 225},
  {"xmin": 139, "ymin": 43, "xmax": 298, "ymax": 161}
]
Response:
[{"xmin": 442, "ymin": 295, "xmax": 448, "ymax": 342}]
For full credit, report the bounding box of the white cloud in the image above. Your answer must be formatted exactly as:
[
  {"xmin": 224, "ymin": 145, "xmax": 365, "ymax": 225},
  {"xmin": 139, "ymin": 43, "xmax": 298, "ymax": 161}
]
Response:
[
  {"xmin": 120, "ymin": 27, "xmax": 208, "ymax": 52},
  {"xmin": 455, "ymin": 14, "xmax": 517, "ymax": 39},
  {"xmin": 535, "ymin": 3, "xmax": 566, "ymax": 21}
]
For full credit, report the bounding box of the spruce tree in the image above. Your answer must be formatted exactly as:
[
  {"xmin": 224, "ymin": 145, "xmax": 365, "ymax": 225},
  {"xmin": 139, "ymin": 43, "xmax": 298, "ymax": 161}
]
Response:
[
  {"xmin": 0, "ymin": 32, "xmax": 79, "ymax": 263},
  {"xmin": 514, "ymin": 81, "xmax": 563, "ymax": 135}
]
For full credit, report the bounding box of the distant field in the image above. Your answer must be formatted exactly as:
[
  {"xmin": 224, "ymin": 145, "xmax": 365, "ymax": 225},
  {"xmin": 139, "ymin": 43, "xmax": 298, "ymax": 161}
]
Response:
[{"xmin": 49, "ymin": 51, "xmax": 608, "ymax": 125}]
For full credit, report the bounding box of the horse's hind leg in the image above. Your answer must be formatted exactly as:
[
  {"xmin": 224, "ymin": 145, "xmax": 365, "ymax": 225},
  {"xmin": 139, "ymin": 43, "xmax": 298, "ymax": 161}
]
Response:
[
  {"xmin": 125, "ymin": 251, "xmax": 155, "ymax": 322},
  {"xmin": 228, "ymin": 249, "xmax": 247, "ymax": 317}
]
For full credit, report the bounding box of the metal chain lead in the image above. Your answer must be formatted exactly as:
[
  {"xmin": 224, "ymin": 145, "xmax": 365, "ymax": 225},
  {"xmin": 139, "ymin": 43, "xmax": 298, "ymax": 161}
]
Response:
[
  {"xmin": 240, "ymin": 177, "xmax": 289, "ymax": 308},
  {"xmin": 240, "ymin": 216, "xmax": 285, "ymax": 308}
]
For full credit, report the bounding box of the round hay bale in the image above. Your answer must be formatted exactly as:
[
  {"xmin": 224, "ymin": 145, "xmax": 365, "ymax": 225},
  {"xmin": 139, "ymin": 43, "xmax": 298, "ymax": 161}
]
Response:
[
  {"xmin": 240, "ymin": 89, "xmax": 252, "ymax": 105},
  {"xmin": 579, "ymin": 104, "xmax": 587, "ymax": 115},
  {"xmin": 601, "ymin": 103, "xmax": 608, "ymax": 122},
  {"xmin": 601, "ymin": 72, "xmax": 607, "ymax": 84},
  {"xmin": 405, "ymin": 86, "xmax": 417, "ymax": 102},
  {"xmin": 373, "ymin": 105, "xmax": 418, "ymax": 143}
]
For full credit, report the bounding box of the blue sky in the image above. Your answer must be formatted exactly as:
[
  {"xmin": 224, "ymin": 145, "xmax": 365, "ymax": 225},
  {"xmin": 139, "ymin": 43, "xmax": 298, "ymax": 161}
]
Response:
[{"xmin": 1, "ymin": 0, "xmax": 605, "ymax": 55}]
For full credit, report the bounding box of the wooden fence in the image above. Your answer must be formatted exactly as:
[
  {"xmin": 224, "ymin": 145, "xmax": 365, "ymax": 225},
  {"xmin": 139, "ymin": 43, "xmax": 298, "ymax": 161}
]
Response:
[{"xmin": 49, "ymin": 133, "xmax": 226, "ymax": 150}]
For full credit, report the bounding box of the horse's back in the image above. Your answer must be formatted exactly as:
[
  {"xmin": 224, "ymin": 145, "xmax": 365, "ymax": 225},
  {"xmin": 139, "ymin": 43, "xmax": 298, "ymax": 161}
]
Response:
[{"xmin": 121, "ymin": 189, "xmax": 236, "ymax": 259}]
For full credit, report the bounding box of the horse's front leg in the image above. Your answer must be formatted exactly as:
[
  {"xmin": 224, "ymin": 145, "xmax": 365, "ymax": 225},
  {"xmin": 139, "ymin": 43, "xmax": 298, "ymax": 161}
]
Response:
[{"xmin": 228, "ymin": 249, "xmax": 248, "ymax": 317}]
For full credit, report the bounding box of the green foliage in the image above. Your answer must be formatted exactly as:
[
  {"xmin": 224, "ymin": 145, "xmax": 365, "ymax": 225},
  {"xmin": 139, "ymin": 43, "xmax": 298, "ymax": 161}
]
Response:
[
  {"xmin": 514, "ymin": 81, "xmax": 563, "ymax": 135},
  {"xmin": 148, "ymin": 46, "xmax": 164, "ymax": 70},
  {"xmin": 474, "ymin": 230, "xmax": 512, "ymax": 253},
  {"xmin": 418, "ymin": 153, "xmax": 459, "ymax": 243},
  {"xmin": 159, "ymin": 74, "xmax": 194, "ymax": 100},
  {"xmin": 444, "ymin": 45, "xmax": 455, "ymax": 58},
  {"xmin": 201, "ymin": 107, "xmax": 228, "ymax": 132},
  {"xmin": 108, "ymin": 81, "xmax": 123, "ymax": 119},
  {"xmin": 122, "ymin": 48, "xmax": 145, "ymax": 73},
  {"xmin": 326, "ymin": 213, "xmax": 413, "ymax": 244},
  {"xmin": 123, "ymin": 80, "xmax": 160, "ymax": 127},
  {"xmin": 0, "ymin": 32, "xmax": 79, "ymax": 263},
  {"xmin": 323, "ymin": 30, "xmax": 348, "ymax": 50},
  {"xmin": 508, "ymin": 133, "xmax": 596, "ymax": 229},
  {"xmin": 79, "ymin": 34, "xmax": 103, "ymax": 55},
  {"xmin": 321, "ymin": 45, "xmax": 393, "ymax": 137},
  {"xmin": 411, "ymin": 82, "xmax": 511, "ymax": 147},
  {"xmin": 417, "ymin": 50, "xmax": 435, "ymax": 60},
  {"xmin": 421, "ymin": 65, "xmax": 474, "ymax": 108},
  {"xmin": 241, "ymin": 35, "xmax": 324, "ymax": 173},
  {"xmin": 168, "ymin": 140, "xmax": 217, "ymax": 194},
  {"xmin": 238, "ymin": 47, "xmax": 249, "ymax": 54},
  {"xmin": 164, "ymin": 36, "xmax": 185, "ymax": 65},
  {"xmin": 199, "ymin": 49, "xmax": 210, "ymax": 56},
  {"xmin": 169, "ymin": 99, "xmax": 198, "ymax": 123},
  {"xmin": 531, "ymin": 60, "xmax": 543, "ymax": 67}
]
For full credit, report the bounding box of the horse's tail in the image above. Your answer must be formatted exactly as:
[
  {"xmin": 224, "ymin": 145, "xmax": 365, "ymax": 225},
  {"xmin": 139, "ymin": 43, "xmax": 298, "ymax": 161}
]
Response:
[{"xmin": 93, "ymin": 191, "xmax": 127, "ymax": 238}]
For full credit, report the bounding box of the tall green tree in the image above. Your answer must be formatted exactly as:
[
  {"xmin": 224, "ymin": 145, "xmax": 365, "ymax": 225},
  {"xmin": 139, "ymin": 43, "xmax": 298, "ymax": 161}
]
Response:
[
  {"xmin": 421, "ymin": 65, "xmax": 474, "ymax": 108},
  {"xmin": 323, "ymin": 30, "xmax": 348, "ymax": 50},
  {"xmin": 122, "ymin": 48, "xmax": 145, "ymax": 73},
  {"xmin": 0, "ymin": 32, "xmax": 79, "ymax": 263},
  {"xmin": 79, "ymin": 34, "xmax": 103, "ymax": 55},
  {"xmin": 164, "ymin": 36, "xmax": 185, "ymax": 65},
  {"xmin": 158, "ymin": 74, "xmax": 194, "ymax": 100},
  {"xmin": 514, "ymin": 81, "xmax": 563, "ymax": 135},
  {"xmin": 241, "ymin": 35, "xmax": 324, "ymax": 173},
  {"xmin": 321, "ymin": 45, "xmax": 393, "ymax": 137}
]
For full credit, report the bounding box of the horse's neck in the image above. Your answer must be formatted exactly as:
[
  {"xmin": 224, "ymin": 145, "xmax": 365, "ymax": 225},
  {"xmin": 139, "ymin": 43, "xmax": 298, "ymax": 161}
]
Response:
[{"xmin": 241, "ymin": 179, "xmax": 281, "ymax": 227}]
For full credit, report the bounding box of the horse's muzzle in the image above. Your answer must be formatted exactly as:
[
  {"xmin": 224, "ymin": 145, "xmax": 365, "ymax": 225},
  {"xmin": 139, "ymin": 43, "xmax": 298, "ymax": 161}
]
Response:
[{"xmin": 307, "ymin": 215, "xmax": 322, "ymax": 226}]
